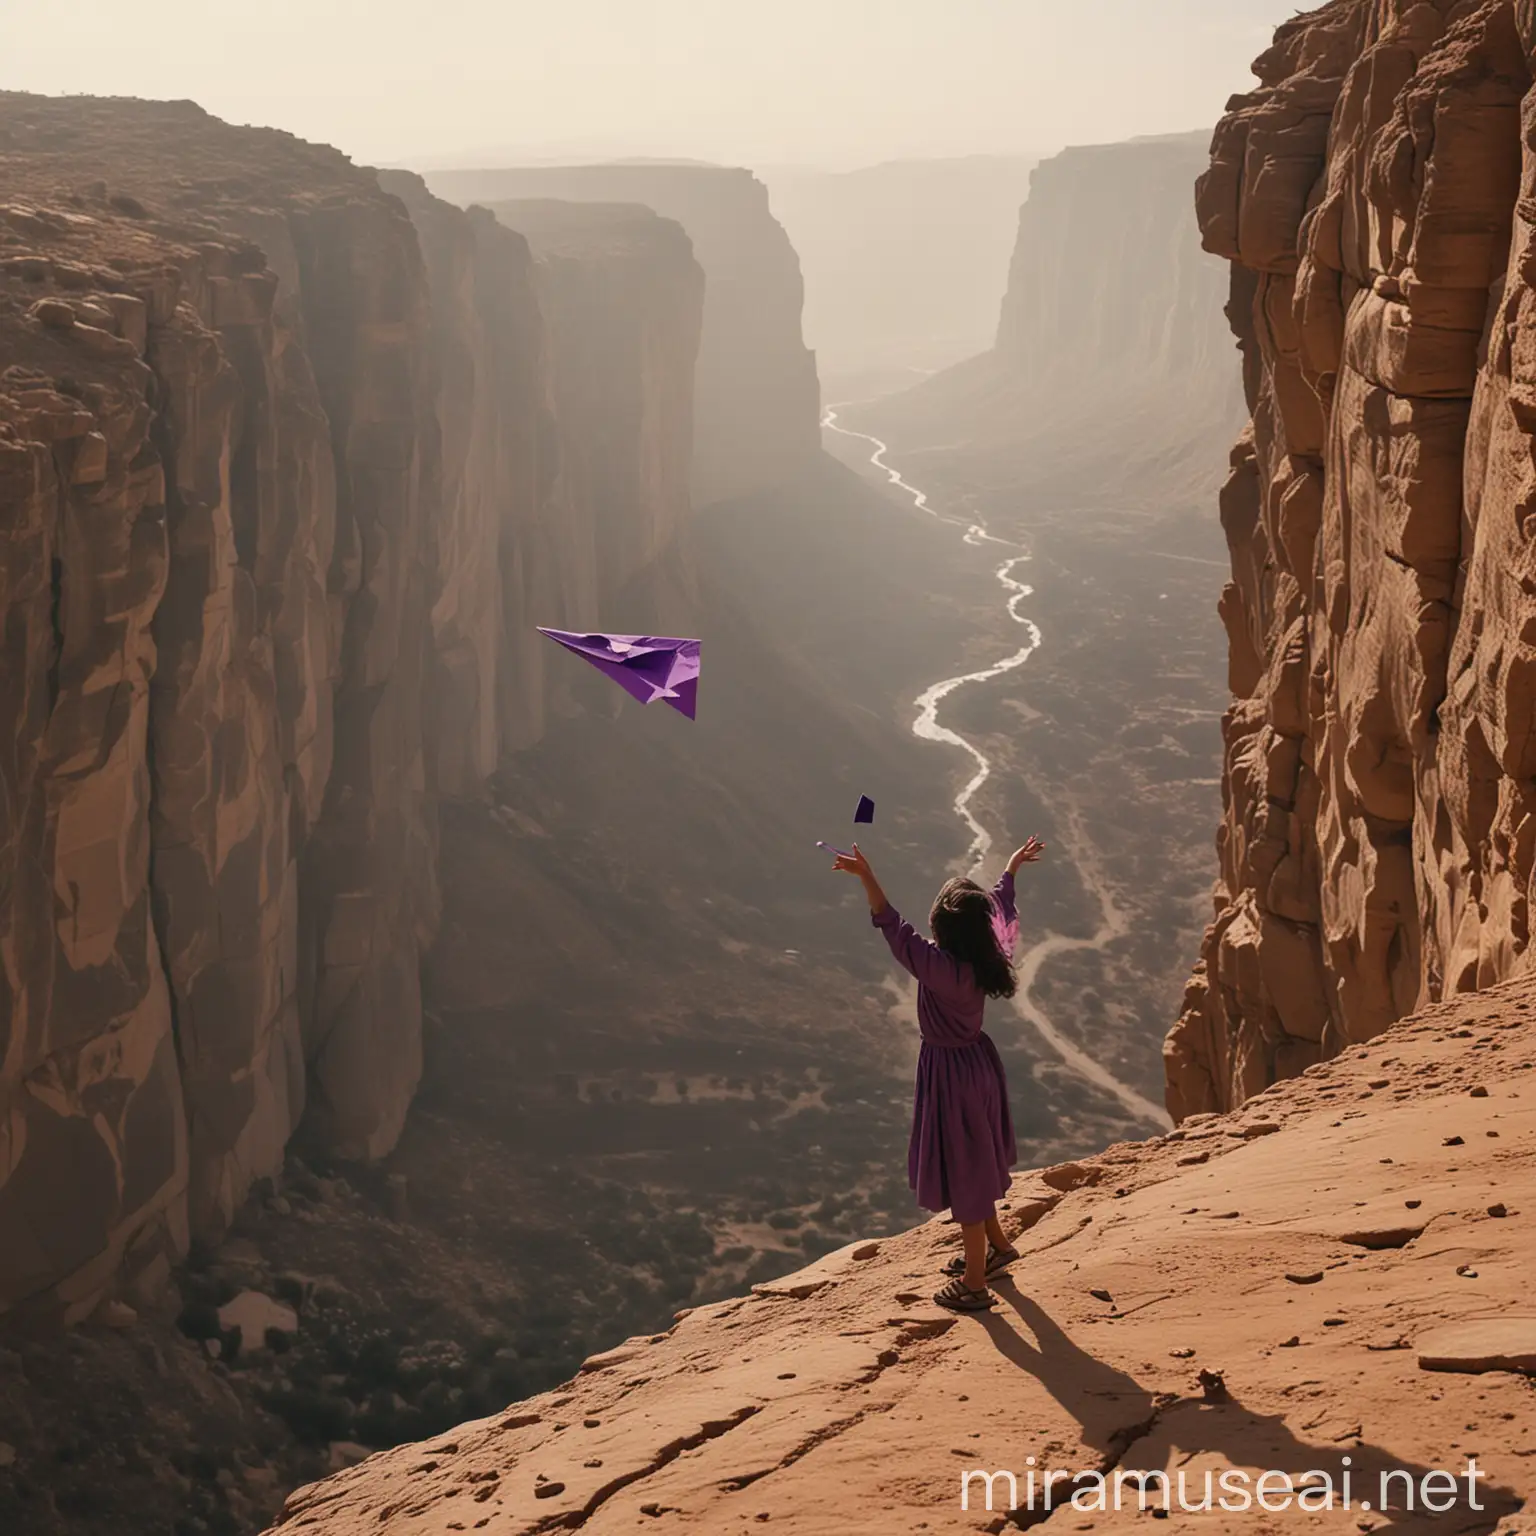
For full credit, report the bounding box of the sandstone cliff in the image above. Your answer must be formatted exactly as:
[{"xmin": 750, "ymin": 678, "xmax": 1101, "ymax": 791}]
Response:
[
  {"xmin": 373, "ymin": 171, "xmax": 539, "ymax": 789},
  {"xmin": 0, "ymin": 98, "xmax": 704, "ymax": 1319},
  {"xmin": 1167, "ymin": 1, "xmax": 1536, "ymax": 1120},
  {"xmin": 372, "ymin": 179, "xmax": 703, "ymax": 758},
  {"xmin": 267, "ymin": 978, "xmax": 1536, "ymax": 1533},
  {"xmin": 848, "ymin": 132, "xmax": 1243, "ymax": 508},
  {"xmin": 995, "ymin": 132, "xmax": 1235, "ymax": 400},
  {"xmin": 424, "ymin": 164, "xmax": 820, "ymax": 507},
  {"xmin": 493, "ymin": 199, "xmax": 702, "ymax": 618},
  {"xmin": 0, "ymin": 97, "xmax": 440, "ymax": 1315}
]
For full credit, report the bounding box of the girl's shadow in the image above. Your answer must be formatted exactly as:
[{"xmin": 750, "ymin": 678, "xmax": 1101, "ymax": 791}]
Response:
[
  {"xmin": 978, "ymin": 1287, "xmax": 1158, "ymax": 1460},
  {"xmin": 972, "ymin": 1284, "xmax": 1520, "ymax": 1531}
]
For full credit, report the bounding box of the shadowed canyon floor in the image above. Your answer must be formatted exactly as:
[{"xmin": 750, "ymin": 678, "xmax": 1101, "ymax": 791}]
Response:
[
  {"xmin": 821, "ymin": 407, "xmax": 1230, "ymax": 1115},
  {"xmin": 271, "ymin": 977, "xmax": 1536, "ymax": 1534}
]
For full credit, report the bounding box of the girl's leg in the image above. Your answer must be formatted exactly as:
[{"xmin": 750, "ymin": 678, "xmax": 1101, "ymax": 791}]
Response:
[
  {"xmin": 961, "ymin": 1221, "xmax": 990, "ymax": 1291},
  {"xmin": 984, "ymin": 1209, "xmax": 1017, "ymax": 1257}
]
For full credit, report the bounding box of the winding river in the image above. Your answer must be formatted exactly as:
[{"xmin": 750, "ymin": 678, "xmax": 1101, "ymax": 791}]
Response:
[{"xmin": 823, "ymin": 406, "xmax": 1172, "ymax": 1131}]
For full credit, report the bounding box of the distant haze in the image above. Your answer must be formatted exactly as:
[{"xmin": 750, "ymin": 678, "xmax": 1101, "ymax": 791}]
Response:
[
  {"xmin": 6, "ymin": 0, "xmax": 1295, "ymax": 169},
  {"xmin": 765, "ymin": 156, "xmax": 1042, "ymax": 391}
]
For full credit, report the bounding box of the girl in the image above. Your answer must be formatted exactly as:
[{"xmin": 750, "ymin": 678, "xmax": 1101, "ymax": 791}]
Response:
[{"xmin": 834, "ymin": 836, "xmax": 1045, "ymax": 1312}]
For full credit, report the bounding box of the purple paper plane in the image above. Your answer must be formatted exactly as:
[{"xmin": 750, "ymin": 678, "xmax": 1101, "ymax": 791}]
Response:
[
  {"xmin": 854, "ymin": 795, "xmax": 875, "ymax": 824},
  {"xmin": 537, "ymin": 629, "xmax": 701, "ymax": 719}
]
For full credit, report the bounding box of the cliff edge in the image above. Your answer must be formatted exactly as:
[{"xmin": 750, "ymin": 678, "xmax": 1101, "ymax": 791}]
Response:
[
  {"xmin": 1168, "ymin": 0, "xmax": 1536, "ymax": 1119},
  {"xmin": 269, "ymin": 979, "xmax": 1536, "ymax": 1533}
]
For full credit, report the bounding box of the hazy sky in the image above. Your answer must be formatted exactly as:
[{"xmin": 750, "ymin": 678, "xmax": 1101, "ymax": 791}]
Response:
[{"xmin": 4, "ymin": 1, "xmax": 1297, "ymax": 170}]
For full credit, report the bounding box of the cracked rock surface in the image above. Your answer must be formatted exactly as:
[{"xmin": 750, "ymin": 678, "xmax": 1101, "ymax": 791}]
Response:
[
  {"xmin": 1170, "ymin": 0, "xmax": 1536, "ymax": 1119},
  {"xmin": 269, "ymin": 979, "xmax": 1536, "ymax": 1533}
]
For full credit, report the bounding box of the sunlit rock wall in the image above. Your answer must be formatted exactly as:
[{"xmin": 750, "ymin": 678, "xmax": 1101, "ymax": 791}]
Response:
[{"xmin": 1167, "ymin": 1, "xmax": 1536, "ymax": 1118}]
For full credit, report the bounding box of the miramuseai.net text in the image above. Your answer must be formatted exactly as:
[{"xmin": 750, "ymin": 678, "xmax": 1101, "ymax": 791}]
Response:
[{"xmin": 959, "ymin": 1459, "xmax": 1490, "ymax": 1517}]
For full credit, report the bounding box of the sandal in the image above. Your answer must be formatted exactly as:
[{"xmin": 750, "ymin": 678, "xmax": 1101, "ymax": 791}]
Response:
[
  {"xmin": 934, "ymin": 1278, "xmax": 996, "ymax": 1313},
  {"xmin": 943, "ymin": 1245, "xmax": 1019, "ymax": 1280}
]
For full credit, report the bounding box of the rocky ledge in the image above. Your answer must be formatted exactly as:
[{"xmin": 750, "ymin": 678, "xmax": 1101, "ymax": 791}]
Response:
[{"xmin": 268, "ymin": 980, "xmax": 1536, "ymax": 1533}]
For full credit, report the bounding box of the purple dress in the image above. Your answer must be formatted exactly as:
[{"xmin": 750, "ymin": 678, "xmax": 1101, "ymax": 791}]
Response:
[{"xmin": 873, "ymin": 871, "xmax": 1018, "ymax": 1224}]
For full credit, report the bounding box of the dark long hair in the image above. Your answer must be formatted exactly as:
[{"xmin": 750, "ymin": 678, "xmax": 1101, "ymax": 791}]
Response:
[{"xmin": 929, "ymin": 877, "xmax": 1017, "ymax": 999}]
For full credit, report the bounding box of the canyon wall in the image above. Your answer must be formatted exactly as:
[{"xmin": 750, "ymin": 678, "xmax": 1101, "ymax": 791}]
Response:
[
  {"xmin": 424, "ymin": 164, "xmax": 820, "ymax": 507},
  {"xmin": 1166, "ymin": 0, "xmax": 1536, "ymax": 1118},
  {"xmin": 0, "ymin": 97, "xmax": 703, "ymax": 1317},
  {"xmin": 373, "ymin": 179, "xmax": 703, "ymax": 756},
  {"xmin": 854, "ymin": 132, "xmax": 1243, "ymax": 506},
  {"xmin": 493, "ymin": 199, "xmax": 703, "ymax": 613},
  {"xmin": 995, "ymin": 131, "xmax": 1234, "ymax": 397}
]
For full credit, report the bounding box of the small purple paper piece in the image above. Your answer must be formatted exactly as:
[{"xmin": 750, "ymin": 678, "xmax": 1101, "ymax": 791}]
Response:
[
  {"xmin": 854, "ymin": 795, "xmax": 875, "ymax": 824},
  {"xmin": 537, "ymin": 628, "xmax": 701, "ymax": 719}
]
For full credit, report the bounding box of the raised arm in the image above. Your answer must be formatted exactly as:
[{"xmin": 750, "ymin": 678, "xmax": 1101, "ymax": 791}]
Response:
[
  {"xmin": 993, "ymin": 837, "xmax": 1044, "ymax": 949},
  {"xmin": 832, "ymin": 844, "xmax": 968, "ymax": 995},
  {"xmin": 992, "ymin": 867, "xmax": 1017, "ymax": 925},
  {"xmin": 871, "ymin": 905, "xmax": 970, "ymax": 994}
]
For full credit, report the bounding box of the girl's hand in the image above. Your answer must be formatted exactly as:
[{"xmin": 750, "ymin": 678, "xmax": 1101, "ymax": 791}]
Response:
[
  {"xmin": 835, "ymin": 843, "xmax": 888, "ymax": 917},
  {"xmin": 1008, "ymin": 836, "xmax": 1046, "ymax": 873},
  {"xmin": 833, "ymin": 843, "xmax": 874, "ymax": 880}
]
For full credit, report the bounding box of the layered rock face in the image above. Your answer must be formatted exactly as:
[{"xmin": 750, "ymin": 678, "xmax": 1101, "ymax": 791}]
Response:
[
  {"xmin": 0, "ymin": 98, "xmax": 703, "ymax": 1317},
  {"xmin": 374, "ymin": 172, "xmax": 537, "ymax": 791},
  {"xmin": 491, "ymin": 199, "xmax": 703, "ymax": 617},
  {"xmin": 1, "ymin": 214, "xmax": 193, "ymax": 1317},
  {"xmin": 0, "ymin": 101, "xmax": 430, "ymax": 1312},
  {"xmin": 1167, "ymin": 2, "xmax": 1536, "ymax": 1118},
  {"xmin": 374, "ymin": 175, "xmax": 702, "ymax": 768},
  {"xmin": 855, "ymin": 132, "xmax": 1242, "ymax": 506},
  {"xmin": 996, "ymin": 131, "xmax": 1235, "ymax": 395},
  {"xmin": 382, "ymin": 183, "xmax": 704, "ymax": 754},
  {"xmin": 425, "ymin": 165, "xmax": 819, "ymax": 507}
]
